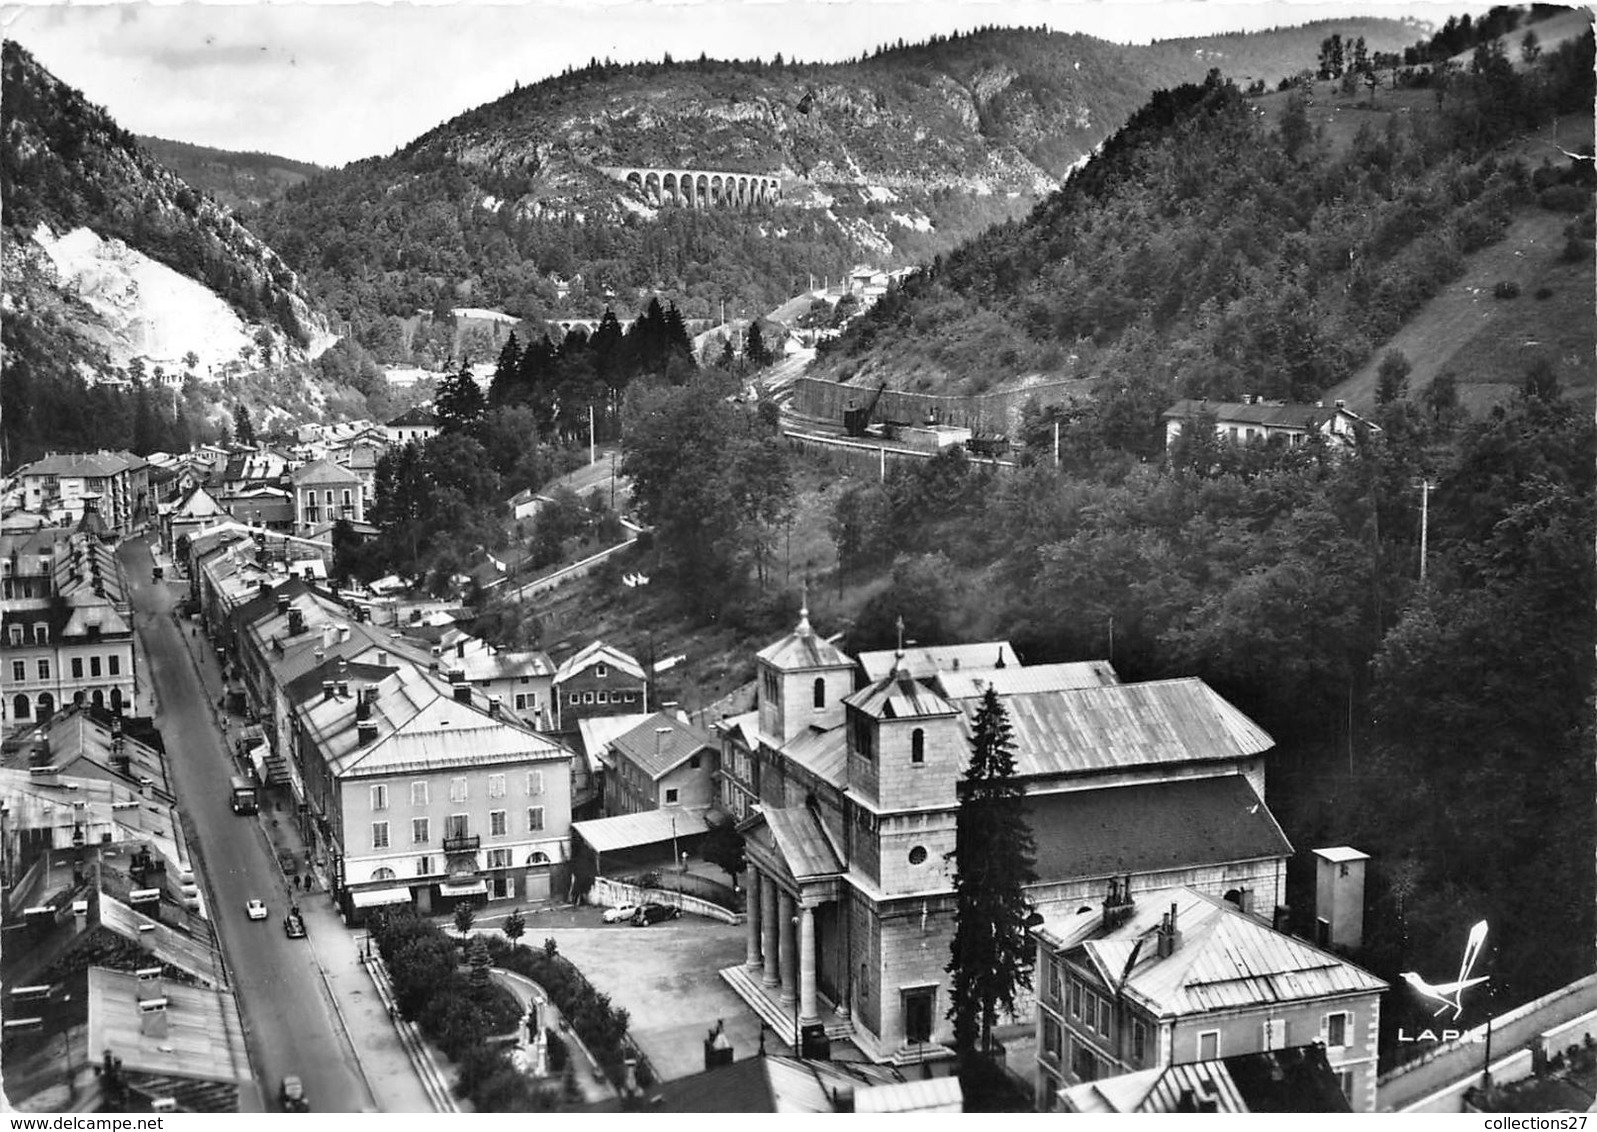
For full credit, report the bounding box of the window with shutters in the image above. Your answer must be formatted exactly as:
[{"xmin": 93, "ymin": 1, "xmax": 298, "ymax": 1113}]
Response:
[
  {"xmin": 1263, "ymin": 1018, "xmax": 1288, "ymax": 1049},
  {"xmin": 446, "ymin": 814, "xmax": 469, "ymax": 840},
  {"xmin": 71, "ymin": 657, "xmax": 83, "ymax": 679},
  {"xmin": 108, "ymin": 655, "xmax": 120, "ymax": 676},
  {"xmin": 411, "ymin": 781, "xmax": 428, "ymax": 805},
  {"xmin": 1047, "ymin": 959, "xmax": 1063, "ymax": 1005},
  {"xmin": 488, "ymin": 774, "xmax": 506, "ymax": 798},
  {"xmin": 412, "ymin": 817, "xmax": 429, "ymax": 844},
  {"xmin": 1069, "ymin": 978, "xmax": 1082, "ymax": 1019},
  {"xmin": 490, "ymin": 810, "xmax": 507, "ymax": 837},
  {"xmin": 449, "ymin": 777, "xmax": 468, "ymax": 802},
  {"xmin": 526, "ymin": 770, "xmax": 543, "ymax": 795},
  {"xmin": 90, "ymin": 656, "xmax": 102, "ymax": 678},
  {"xmin": 371, "ymin": 784, "xmax": 388, "ymax": 811},
  {"xmin": 416, "ymin": 855, "xmax": 433, "ymax": 876},
  {"xmin": 1132, "ymin": 1019, "xmax": 1148, "ymax": 1064},
  {"xmin": 371, "ymin": 822, "xmax": 389, "ymax": 849},
  {"xmin": 37, "ymin": 659, "xmax": 49, "ymax": 680},
  {"xmin": 488, "ymin": 848, "xmax": 512, "ymax": 868},
  {"xmin": 10, "ymin": 661, "xmax": 23, "ymax": 682},
  {"xmin": 527, "ymin": 806, "xmax": 544, "ymax": 832}
]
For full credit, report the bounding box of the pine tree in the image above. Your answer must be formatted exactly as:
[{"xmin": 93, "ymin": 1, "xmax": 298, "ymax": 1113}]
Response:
[
  {"xmin": 743, "ymin": 321, "xmax": 771, "ymax": 368},
  {"xmin": 489, "ymin": 332, "xmax": 523, "ymax": 406},
  {"xmin": 947, "ymin": 687, "xmax": 1038, "ymax": 1066},
  {"xmin": 234, "ymin": 403, "xmax": 256, "ymax": 448},
  {"xmin": 435, "ymin": 361, "xmax": 487, "ymax": 436}
]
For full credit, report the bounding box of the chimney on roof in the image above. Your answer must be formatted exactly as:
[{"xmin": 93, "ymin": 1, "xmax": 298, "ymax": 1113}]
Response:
[
  {"xmin": 136, "ymin": 965, "xmax": 163, "ymax": 1000},
  {"xmin": 832, "ymin": 1085, "xmax": 856, "ymax": 1112},
  {"xmin": 287, "ymin": 608, "xmax": 305, "ymax": 635},
  {"xmin": 1156, "ymin": 901, "xmax": 1182, "ymax": 958},
  {"xmin": 623, "ymin": 1058, "xmax": 639, "ymax": 1098},
  {"xmin": 1335, "ymin": 399, "xmax": 1346, "ymax": 409},
  {"xmin": 1102, "ymin": 876, "xmax": 1134, "ymax": 931},
  {"xmin": 314, "ymin": 649, "xmax": 325, "ymax": 667},
  {"xmin": 454, "ymin": 684, "xmax": 472, "ymax": 706},
  {"xmin": 489, "ymin": 695, "xmax": 502, "ymax": 719},
  {"xmin": 322, "ymin": 623, "xmax": 337, "ymax": 649},
  {"xmin": 376, "ymin": 649, "xmax": 388, "ymax": 667},
  {"xmin": 138, "ymin": 994, "xmax": 169, "ymax": 1039},
  {"xmin": 357, "ymin": 720, "xmax": 379, "ymax": 745},
  {"xmin": 340, "ymin": 625, "xmax": 351, "ymax": 643},
  {"xmin": 277, "ymin": 595, "xmax": 290, "ymax": 614},
  {"xmin": 457, "ymin": 640, "xmax": 466, "ymax": 658},
  {"xmin": 336, "ymin": 681, "xmax": 350, "ymax": 698},
  {"xmin": 322, "ymin": 680, "xmax": 336, "ymax": 701}
]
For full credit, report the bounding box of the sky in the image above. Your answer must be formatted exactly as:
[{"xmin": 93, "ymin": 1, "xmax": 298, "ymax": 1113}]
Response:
[{"xmin": 0, "ymin": 0, "xmax": 1510, "ymax": 167}]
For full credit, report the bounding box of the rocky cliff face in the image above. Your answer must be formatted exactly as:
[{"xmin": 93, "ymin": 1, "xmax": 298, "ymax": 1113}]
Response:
[{"xmin": 1, "ymin": 41, "xmax": 334, "ymax": 382}]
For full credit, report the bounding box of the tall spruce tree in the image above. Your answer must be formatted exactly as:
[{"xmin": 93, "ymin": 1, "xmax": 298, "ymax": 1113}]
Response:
[
  {"xmin": 947, "ymin": 685, "xmax": 1038, "ymax": 1064},
  {"xmin": 435, "ymin": 361, "xmax": 487, "ymax": 437},
  {"xmin": 233, "ymin": 403, "xmax": 256, "ymax": 448}
]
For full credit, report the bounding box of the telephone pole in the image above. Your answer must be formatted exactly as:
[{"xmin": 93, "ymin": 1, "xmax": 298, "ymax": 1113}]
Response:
[{"xmin": 1418, "ymin": 479, "xmax": 1434, "ymax": 583}]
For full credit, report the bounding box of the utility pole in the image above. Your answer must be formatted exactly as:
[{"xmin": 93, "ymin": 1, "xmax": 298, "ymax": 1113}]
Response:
[
  {"xmin": 1054, "ymin": 420, "xmax": 1061, "ymax": 468},
  {"xmin": 1418, "ymin": 479, "xmax": 1434, "ymax": 583},
  {"xmin": 589, "ymin": 405, "xmax": 596, "ymax": 466}
]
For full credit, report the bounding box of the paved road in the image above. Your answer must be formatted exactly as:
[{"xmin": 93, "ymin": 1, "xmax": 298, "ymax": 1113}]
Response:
[
  {"xmin": 120, "ymin": 539, "xmax": 374, "ymax": 1114},
  {"xmin": 547, "ymin": 445, "xmax": 630, "ymax": 513}
]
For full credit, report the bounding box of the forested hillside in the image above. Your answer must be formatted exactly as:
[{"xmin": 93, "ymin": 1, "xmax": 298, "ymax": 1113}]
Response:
[
  {"xmin": 245, "ymin": 19, "xmax": 1420, "ymax": 357},
  {"xmin": 137, "ymin": 136, "xmax": 324, "ymax": 211},
  {"xmin": 815, "ymin": 21, "xmax": 1594, "ymax": 409}
]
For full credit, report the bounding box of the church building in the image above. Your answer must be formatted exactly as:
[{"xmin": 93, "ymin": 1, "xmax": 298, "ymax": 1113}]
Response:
[{"xmin": 716, "ymin": 606, "xmax": 1292, "ymax": 1067}]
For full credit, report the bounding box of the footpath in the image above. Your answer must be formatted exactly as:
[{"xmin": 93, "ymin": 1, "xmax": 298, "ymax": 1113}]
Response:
[{"xmin": 164, "ymin": 553, "xmax": 444, "ymax": 1114}]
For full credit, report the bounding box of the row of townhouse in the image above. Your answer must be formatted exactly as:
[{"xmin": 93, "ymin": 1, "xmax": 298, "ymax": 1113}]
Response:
[
  {"xmin": 0, "ymin": 525, "xmax": 138, "ymax": 728},
  {"xmin": 709, "ymin": 605, "xmax": 1387, "ymax": 1110},
  {"xmin": 184, "ymin": 531, "xmax": 669, "ymax": 919}
]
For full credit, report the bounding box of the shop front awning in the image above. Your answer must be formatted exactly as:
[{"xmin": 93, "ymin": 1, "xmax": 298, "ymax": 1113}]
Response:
[
  {"xmin": 439, "ymin": 879, "xmax": 488, "ymax": 897},
  {"xmin": 351, "ymin": 886, "xmax": 414, "ymax": 909}
]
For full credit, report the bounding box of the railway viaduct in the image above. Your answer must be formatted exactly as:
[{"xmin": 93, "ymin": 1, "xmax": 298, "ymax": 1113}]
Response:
[{"xmin": 596, "ymin": 166, "xmax": 782, "ymax": 208}]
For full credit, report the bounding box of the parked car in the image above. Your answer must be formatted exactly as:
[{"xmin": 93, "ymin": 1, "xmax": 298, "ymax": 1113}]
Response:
[
  {"xmin": 602, "ymin": 903, "xmax": 639, "ymax": 924},
  {"xmin": 245, "ymin": 899, "xmax": 268, "ymax": 921},
  {"xmin": 284, "ymin": 908, "xmax": 306, "ymax": 939},
  {"xmin": 279, "ymin": 1075, "xmax": 309, "ymax": 1112},
  {"xmin": 632, "ymin": 903, "xmax": 681, "ymax": 926}
]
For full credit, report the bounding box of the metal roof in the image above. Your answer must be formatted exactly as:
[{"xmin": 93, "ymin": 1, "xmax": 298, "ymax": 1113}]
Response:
[
  {"xmin": 610, "ymin": 713, "xmax": 717, "ymax": 780},
  {"xmin": 982, "ymin": 677, "xmax": 1274, "ymax": 779},
  {"xmin": 760, "ymin": 806, "xmax": 843, "ymax": 880},
  {"xmin": 1044, "ymin": 888, "xmax": 1387, "ymax": 1020},
  {"xmin": 846, "ymin": 671, "xmax": 960, "ymax": 721},
  {"xmin": 858, "ymin": 640, "xmax": 1017, "ymax": 682},
  {"xmin": 783, "ymin": 725, "xmax": 849, "ymax": 788},
  {"xmin": 288, "ymin": 458, "xmax": 359, "ymax": 486},
  {"xmin": 554, "ymin": 640, "xmax": 647, "ymax": 683},
  {"xmin": 573, "ymin": 808, "xmax": 712, "ymax": 854},
  {"xmin": 97, "ymin": 894, "xmax": 224, "ymax": 988},
  {"xmin": 934, "ymin": 660, "xmax": 1119, "ymax": 700},
  {"xmin": 756, "ymin": 610, "xmax": 852, "ymax": 671},
  {"xmin": 85, "ymin": 967, "xmax": 251, "ymax": 1088},
  {"xmin": 853, "ymin": 1076, "xmax": 964, "ymax": 1112}
]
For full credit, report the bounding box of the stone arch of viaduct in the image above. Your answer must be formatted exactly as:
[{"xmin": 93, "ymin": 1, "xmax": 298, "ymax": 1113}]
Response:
[{"xmin": 597, "ymin": 166, "xmax": 782, "ymax": 208}]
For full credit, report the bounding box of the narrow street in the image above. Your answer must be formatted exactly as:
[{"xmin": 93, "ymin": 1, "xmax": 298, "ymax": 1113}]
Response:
[{"xmin": 119, "ymin": 538, "xmax": 374, "ymax": 1114}]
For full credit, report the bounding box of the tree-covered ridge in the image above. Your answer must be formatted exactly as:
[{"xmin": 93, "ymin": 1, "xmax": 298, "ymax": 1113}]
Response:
[
  {"xmin": 246, "ymin": 20, "xmax": 1420, "ymax": 355},
  {"xmin": 816, "ymin": 26, "xmax": 1595, "ymax": 399},
  {"xmin": 136, "ymin": 135, "xmax": 324, "ymax": 211},
  {"xmin": 0, "ymin": 41, "xmax": 320, "ymax": 347}
]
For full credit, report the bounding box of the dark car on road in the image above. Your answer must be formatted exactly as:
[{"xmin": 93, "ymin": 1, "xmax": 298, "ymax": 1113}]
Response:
[
  {"xmin": 632, "ymin": 902, "xmax": 681, "ymax": 926},
  {"xmin": 284, "ymin": 908, "xmax": 306, "ymax": 938},
  {"xmin": 279, "ymin": 1074, "xmax": 309, "ymax": 1112}
]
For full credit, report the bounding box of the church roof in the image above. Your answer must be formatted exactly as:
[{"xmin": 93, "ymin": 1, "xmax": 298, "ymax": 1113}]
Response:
[
  {"xmin": 845, "ymin": 668, "xmax": 959, "ymax": 721},
  {"xmin": 1027, "ymin": 774, "xmax": 1290, "ymax": 884},
  {"xmin": 756, "ymin": 606, "xmax": 850, "ymax": 670},
  {"xmin": 858, "ymin": 641, "xmax": 1017, "ymax": 682},
  {"xmin": 750, "ymin": 805, "xmax": 843, "ymax": 881}
]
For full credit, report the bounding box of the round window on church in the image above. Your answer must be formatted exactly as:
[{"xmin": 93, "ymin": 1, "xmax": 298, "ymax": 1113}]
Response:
[{"xmin": 908, "ymin": 846, "xmax": 927, "ymax": 866}]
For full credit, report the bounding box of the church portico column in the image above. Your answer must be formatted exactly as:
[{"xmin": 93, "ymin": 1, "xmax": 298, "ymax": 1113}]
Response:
[
  {"xmin": 778, "ymin": 889, "xmax": 797, "ymax": 1006},
  {"xmin": 761, "ymin": 875, "xmax": 781, "ymax": 990},
  {"xmin": 798, "ymin": 903, "xmax": 819, "ymax": 1025},
  {"xmin": 744, "ymin": 870, "xmax": 763, "ymax": 972}
]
